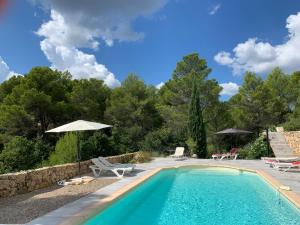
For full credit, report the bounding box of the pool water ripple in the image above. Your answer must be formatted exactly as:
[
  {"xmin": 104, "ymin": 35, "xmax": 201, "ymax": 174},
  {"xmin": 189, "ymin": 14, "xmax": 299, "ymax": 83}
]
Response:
[{"xmin": 85, "ymin": 167, "xmax": 300, "ymax": 225}]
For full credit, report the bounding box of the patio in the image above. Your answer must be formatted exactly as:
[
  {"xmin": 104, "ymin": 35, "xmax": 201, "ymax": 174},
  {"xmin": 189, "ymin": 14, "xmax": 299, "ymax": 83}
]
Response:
[{"xmin": 25, "ymin": 158, "xmax": 300, "ymax": 225}]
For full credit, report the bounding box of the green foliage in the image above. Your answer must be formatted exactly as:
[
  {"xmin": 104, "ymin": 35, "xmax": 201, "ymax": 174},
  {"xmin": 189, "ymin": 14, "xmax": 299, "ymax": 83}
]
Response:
[
  {"xmin": 70, "ymin": 79, "xmax": 110, "ymax": 121},
  {"xmin": 283, "ymin": 103, "xmax": 300, "ymax": 131},
  {"xmin": 173, "ymin": 53, "xmax": 211, "ymax": 79},
  {"xmin": 188, "ymin": 76, "xmax": 207, "ymax": 158},
  {"xmin": 0, "ymin": 136, "xmax": 37, "ymax": 173},
  {"xmin": 229, "ymin": 72, "xmax": 274, "ymax": 135},
  {"xmin": 229, "ymin": 68, "xmax": 300, "ymax": 134},
  {"xmin": 105, "ymin": 74, "xmax": 163, "ymax": 152},
  {"xmin": 239, "ymin": 136, "xmax": 268, "ymax": 159},
  {"xmin": 80, "ymin": 132, "xmax": 116, "ymax": 159},
  {"xmin": 3, "ymin": 53, "xmax": 300, "ymax": 174},
  {"xmin": 0, "ymin": 104, "xmax": 35, "ymax": 139},
  {"xmin": 141, "ymin": 127, "xmax": 175, "ymax": 152},
  {"xmin": 159, "ymin": 53, "xmax": 220, "ymax": 153},
  {"xmin": 33, "ymin": 137, "xmax": 53, "ymax": 163},
  {"xmin": 48, "ymin": 133, "xmax": 77, "ymax": 165},
  {"xmin": 185, "ymin": 137, "xmax": 197, "ymax": 155}
]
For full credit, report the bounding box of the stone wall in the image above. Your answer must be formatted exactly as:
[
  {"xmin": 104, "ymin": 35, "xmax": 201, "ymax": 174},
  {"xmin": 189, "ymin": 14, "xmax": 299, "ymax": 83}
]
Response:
[
  {"xmin": 283, "ymin": 132, "xmax": 300, "ymax": 156},
  {"xmin": 0, "ymin": 152, "xmax": 137, "ymax": 198}
]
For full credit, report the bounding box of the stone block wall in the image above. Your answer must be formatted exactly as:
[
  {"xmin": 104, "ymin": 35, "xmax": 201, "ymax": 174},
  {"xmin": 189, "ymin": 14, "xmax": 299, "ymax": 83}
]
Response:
[
  {"xmin": 0, "ymin": 152, "xmax": 137, "ymax": 198},
  {"xmin": 283, "ymin": 132, "xmax": 300, "ymax": 156}
]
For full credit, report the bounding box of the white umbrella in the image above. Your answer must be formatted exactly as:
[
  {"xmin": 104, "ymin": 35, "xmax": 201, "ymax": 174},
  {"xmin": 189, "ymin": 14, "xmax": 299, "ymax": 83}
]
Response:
[{"xmin": 46, "ymin": 120, "xmax": 112, "ymax": 176}]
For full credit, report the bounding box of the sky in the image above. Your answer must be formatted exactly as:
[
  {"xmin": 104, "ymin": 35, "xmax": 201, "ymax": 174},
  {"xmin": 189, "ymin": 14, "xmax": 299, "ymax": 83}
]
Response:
[{"xmin": 1, "ymin": 0, "xmax": 300, "ymax": 100}]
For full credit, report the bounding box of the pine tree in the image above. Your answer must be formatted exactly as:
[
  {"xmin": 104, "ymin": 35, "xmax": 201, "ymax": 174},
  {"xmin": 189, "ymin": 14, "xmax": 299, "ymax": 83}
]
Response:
[{"xmin": 188, "ymin": 76, "xmax": 207, "ymax": 158}]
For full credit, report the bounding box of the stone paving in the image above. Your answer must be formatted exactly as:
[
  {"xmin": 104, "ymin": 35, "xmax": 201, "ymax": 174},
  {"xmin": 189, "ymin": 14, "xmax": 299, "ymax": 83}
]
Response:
[
  {"xmin": 26, "ymin": 158, "xmax": 300, "ymax": 225},
  {"xmin": 269, "ymin": 132, "xmax": 295, "ymax": 157}
]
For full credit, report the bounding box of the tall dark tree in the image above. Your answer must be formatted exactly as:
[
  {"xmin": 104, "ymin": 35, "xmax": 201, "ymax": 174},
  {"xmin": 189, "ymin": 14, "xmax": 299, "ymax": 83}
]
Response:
[
  {"xmin": 158, "ymin": 53, "xmax": 221, "ymax": 149},
  {"xmin": 188, "ymin": 76, "xmax": 207, "ymax": 158}
]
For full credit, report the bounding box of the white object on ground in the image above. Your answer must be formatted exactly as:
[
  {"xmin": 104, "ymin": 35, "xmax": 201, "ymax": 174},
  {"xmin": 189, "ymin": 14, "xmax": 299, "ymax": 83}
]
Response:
[
  {"xmin": 280, "ymin": 186, "xmax": 291, "ymax": 191},
  {"xmin": 169, "ymin": 147, "xmax": 187, "ymax": 160},
  {"xmin": 262, "ymin": 157, "xmax": 300, "ymax": 164},
  {"xmin": 57, "ymin": 176, "xmax": 95, "ymax": 186}
]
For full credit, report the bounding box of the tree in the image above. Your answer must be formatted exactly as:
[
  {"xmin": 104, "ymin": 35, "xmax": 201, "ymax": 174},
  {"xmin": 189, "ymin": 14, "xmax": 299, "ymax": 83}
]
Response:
[
  {"xmin": 0, "ymin": 75, "xmax": 23, "ymax": 102},
  {"xmin": 283, "ymin": 104, "xmax": 300, "ymax": 131},
  {"xmin": 0, "ymin": 104, "xmax": 35, "ymax": 140},
  {"xmin": 159, "ymin": 53, "xmax": 222, "ymax": 151},
  {"xmin": 105, "ymin": 74, "xmax": 162, "ymax": 152},
  {"xmin": 173, "ymin": 53, "xmax": 211, "ymax": 79},
  {"xmin": 264, "ymin": 68, "xmax": 290, "ymax": 124},
  {"xmin": 229, "ymin": 72, "xmax": 274, "ymax": 135},
  {"xmin": 188, "ymin": 76, "xmax": 207, "ymax": 158},
  {"xmin": 70, "ymin": 79, "xmax": 110, "ymax": 121}
]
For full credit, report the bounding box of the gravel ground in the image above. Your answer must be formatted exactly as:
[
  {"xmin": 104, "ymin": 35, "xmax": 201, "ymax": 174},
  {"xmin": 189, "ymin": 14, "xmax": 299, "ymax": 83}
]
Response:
[{"xmin": 0, "ymin": 177, "xmax": 117, "ymax": 224}]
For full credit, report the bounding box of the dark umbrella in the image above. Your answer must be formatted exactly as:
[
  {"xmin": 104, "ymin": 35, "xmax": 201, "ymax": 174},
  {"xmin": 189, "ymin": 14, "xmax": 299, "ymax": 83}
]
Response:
[{"xmin": 216, "ymin": 128, "xmax": 252, "ymax": 149}]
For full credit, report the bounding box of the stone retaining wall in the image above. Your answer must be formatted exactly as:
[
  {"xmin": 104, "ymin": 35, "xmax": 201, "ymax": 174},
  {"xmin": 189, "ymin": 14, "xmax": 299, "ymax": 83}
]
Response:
[
  {"xmin": 0, "ymin": 152, "xmax": 137, "ymax": 198},
  {"xmin": 284, "ymin": 132, "xmax": 300, "ymax": 156}
]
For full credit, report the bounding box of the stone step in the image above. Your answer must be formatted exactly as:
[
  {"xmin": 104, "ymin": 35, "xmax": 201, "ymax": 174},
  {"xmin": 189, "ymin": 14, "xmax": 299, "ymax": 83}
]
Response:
[
  {"xmin": 269, "ymin": 132, "xmax": 294, "ymax": 157},
  {"xmin": 271, "ymin": 147, "xmax": 293, "ymax": 151}
]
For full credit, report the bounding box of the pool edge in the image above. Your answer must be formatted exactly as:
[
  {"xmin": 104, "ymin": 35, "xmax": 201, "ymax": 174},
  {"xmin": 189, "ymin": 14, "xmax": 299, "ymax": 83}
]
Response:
[{"xmin": 59, "ymin": 164, "xmax": 300, "ymax": 225}]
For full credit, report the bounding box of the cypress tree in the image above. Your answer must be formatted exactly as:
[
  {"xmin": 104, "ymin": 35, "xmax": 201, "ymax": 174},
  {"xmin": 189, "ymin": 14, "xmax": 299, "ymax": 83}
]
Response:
[{"xmin": 188, "ymin": 77, "xmax": 207, "ymax": 158}]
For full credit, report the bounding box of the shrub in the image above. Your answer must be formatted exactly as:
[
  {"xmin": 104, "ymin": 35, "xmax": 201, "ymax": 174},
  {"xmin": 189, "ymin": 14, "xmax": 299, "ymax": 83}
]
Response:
[
  {"xmin": 33, "ymin": 137, "xmax": 53, "ymax": 162},
  {"xmin": 240, "ymin": 136, "xmax": 268, "ymax": 159},
  {"xmin": 185, "ymin": 137, "xmax": 197, "ymax": 156},
  {"xmin": 141, "ymin": 127, "xmax": 179, "ymax": 152},
  {"xmin": 131, "ymin": 151, "xmax": 152, "ymax": 163},
  {"xmin": 206, "ymin": 144, "xmax": 219, "ymax": 158},
  {"xmin": 48, "ymin": 133, "xmax": 77, "ymax": 165},
  {"xmin": 237, "ymin": 148, "xmax": 249, "ymax": 159},
  {"xmin": 80, "ymin": 132, "xmax": 116, "ymax": 159},
  {"xmin": 0, "ymin": 136, "xmax": 36, "ymax": 173}
]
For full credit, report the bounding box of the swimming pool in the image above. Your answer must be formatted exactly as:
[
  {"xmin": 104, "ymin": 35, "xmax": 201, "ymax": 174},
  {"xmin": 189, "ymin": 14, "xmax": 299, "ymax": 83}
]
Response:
[{"xmin": 84, "ymin": 167, "xmax": 300, "ymax": 225}]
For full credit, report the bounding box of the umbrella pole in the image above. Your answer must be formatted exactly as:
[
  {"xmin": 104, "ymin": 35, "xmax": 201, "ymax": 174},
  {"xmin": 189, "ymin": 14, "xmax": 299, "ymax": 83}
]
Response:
[{"xmin": 76, "ymin": 131, "xmax": 81, "ymax": 177}]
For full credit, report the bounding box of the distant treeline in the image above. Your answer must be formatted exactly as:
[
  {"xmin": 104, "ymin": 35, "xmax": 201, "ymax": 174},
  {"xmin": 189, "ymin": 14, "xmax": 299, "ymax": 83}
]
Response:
[{"xmin": 0, "ymin": 53, "xmax": 299, "ymax": 173}]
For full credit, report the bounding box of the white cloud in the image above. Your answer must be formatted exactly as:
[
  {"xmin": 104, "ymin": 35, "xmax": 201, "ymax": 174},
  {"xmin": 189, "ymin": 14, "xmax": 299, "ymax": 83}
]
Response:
[
  {"xmin": 209, "ymin": 4, "xmax": 221, "ymax": 15},
  {"xmin": 215, "ymin": 12, "xmax": 300, "ymax": 75},
  {"xmin": 0, "ymin": 57, "xmax": 20, "ymax": 81},
  {"xmin": 220, "ymin": 82, "xmax": 239, "ymax": 96},
  {"xmin": 156, "ymin": 82, "xmax": 164, "ymax": 89},
  {"xmin": 0, "ymin": 57, "xmax": 10, "ymax": 80},
  {"xmin": 35, "ymin": 0, "xmax": 168, "ymax": 88},
  {"xmin": 39, "ymin": 40, "xmax": 120, "ymax": 87}
]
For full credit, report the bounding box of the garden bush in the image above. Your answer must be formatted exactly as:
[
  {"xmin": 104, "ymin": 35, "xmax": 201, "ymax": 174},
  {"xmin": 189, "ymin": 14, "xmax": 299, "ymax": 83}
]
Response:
[
  {"xmin": 141, "ymin": 127, "xmax": 182, "ymax": 153},
  {"xmin": 240, "ymin": 136, "xmax": 268, "ymax": 159},
  {"xmin": 80, "ymin": 132, "xmax": 117, "ymax": 159},
  {"xmin": 0, "ymin": 136, "xmax": 37, "ymax": 173},
  {"xmin": 48, "ymin": 133, "xmax": 77, "ymax": 165}
]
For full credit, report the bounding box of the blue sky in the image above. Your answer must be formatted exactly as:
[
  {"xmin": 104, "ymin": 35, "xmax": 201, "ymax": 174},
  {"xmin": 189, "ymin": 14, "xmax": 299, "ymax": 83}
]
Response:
[{"xmin": 1, "ymin": 0, "xmax": 300, "ymax": 99}]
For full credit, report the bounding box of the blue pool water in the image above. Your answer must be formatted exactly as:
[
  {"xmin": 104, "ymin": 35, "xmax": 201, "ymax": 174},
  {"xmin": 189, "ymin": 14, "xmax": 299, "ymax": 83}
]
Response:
[{"xmin": 85, "ymin": 167, "xmax": 300, "ymax": 225}]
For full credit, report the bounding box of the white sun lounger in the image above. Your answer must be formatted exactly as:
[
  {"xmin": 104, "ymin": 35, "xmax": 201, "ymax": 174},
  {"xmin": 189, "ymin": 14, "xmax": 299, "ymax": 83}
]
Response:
[
  {"xmin": 98, "ymin": 157, "xmax": 135, "ymax": 171},
  {"xmin": 90, "ymin": 158, "xmax": 132, "ymax": 178},
  {"xmin": 216, "ymin": 148, "xmax": 239, "ymax": 160},
  {"xmin": 262, "ymin": 157, "xmax": 300, "ymax": 164},
  {"xmin": 271, "ymin": 161, "xmax": 300, "ymax": 172},
  {"xmin": 169, "ymin": 147, "xmax": 187, "ymax": 160}
]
